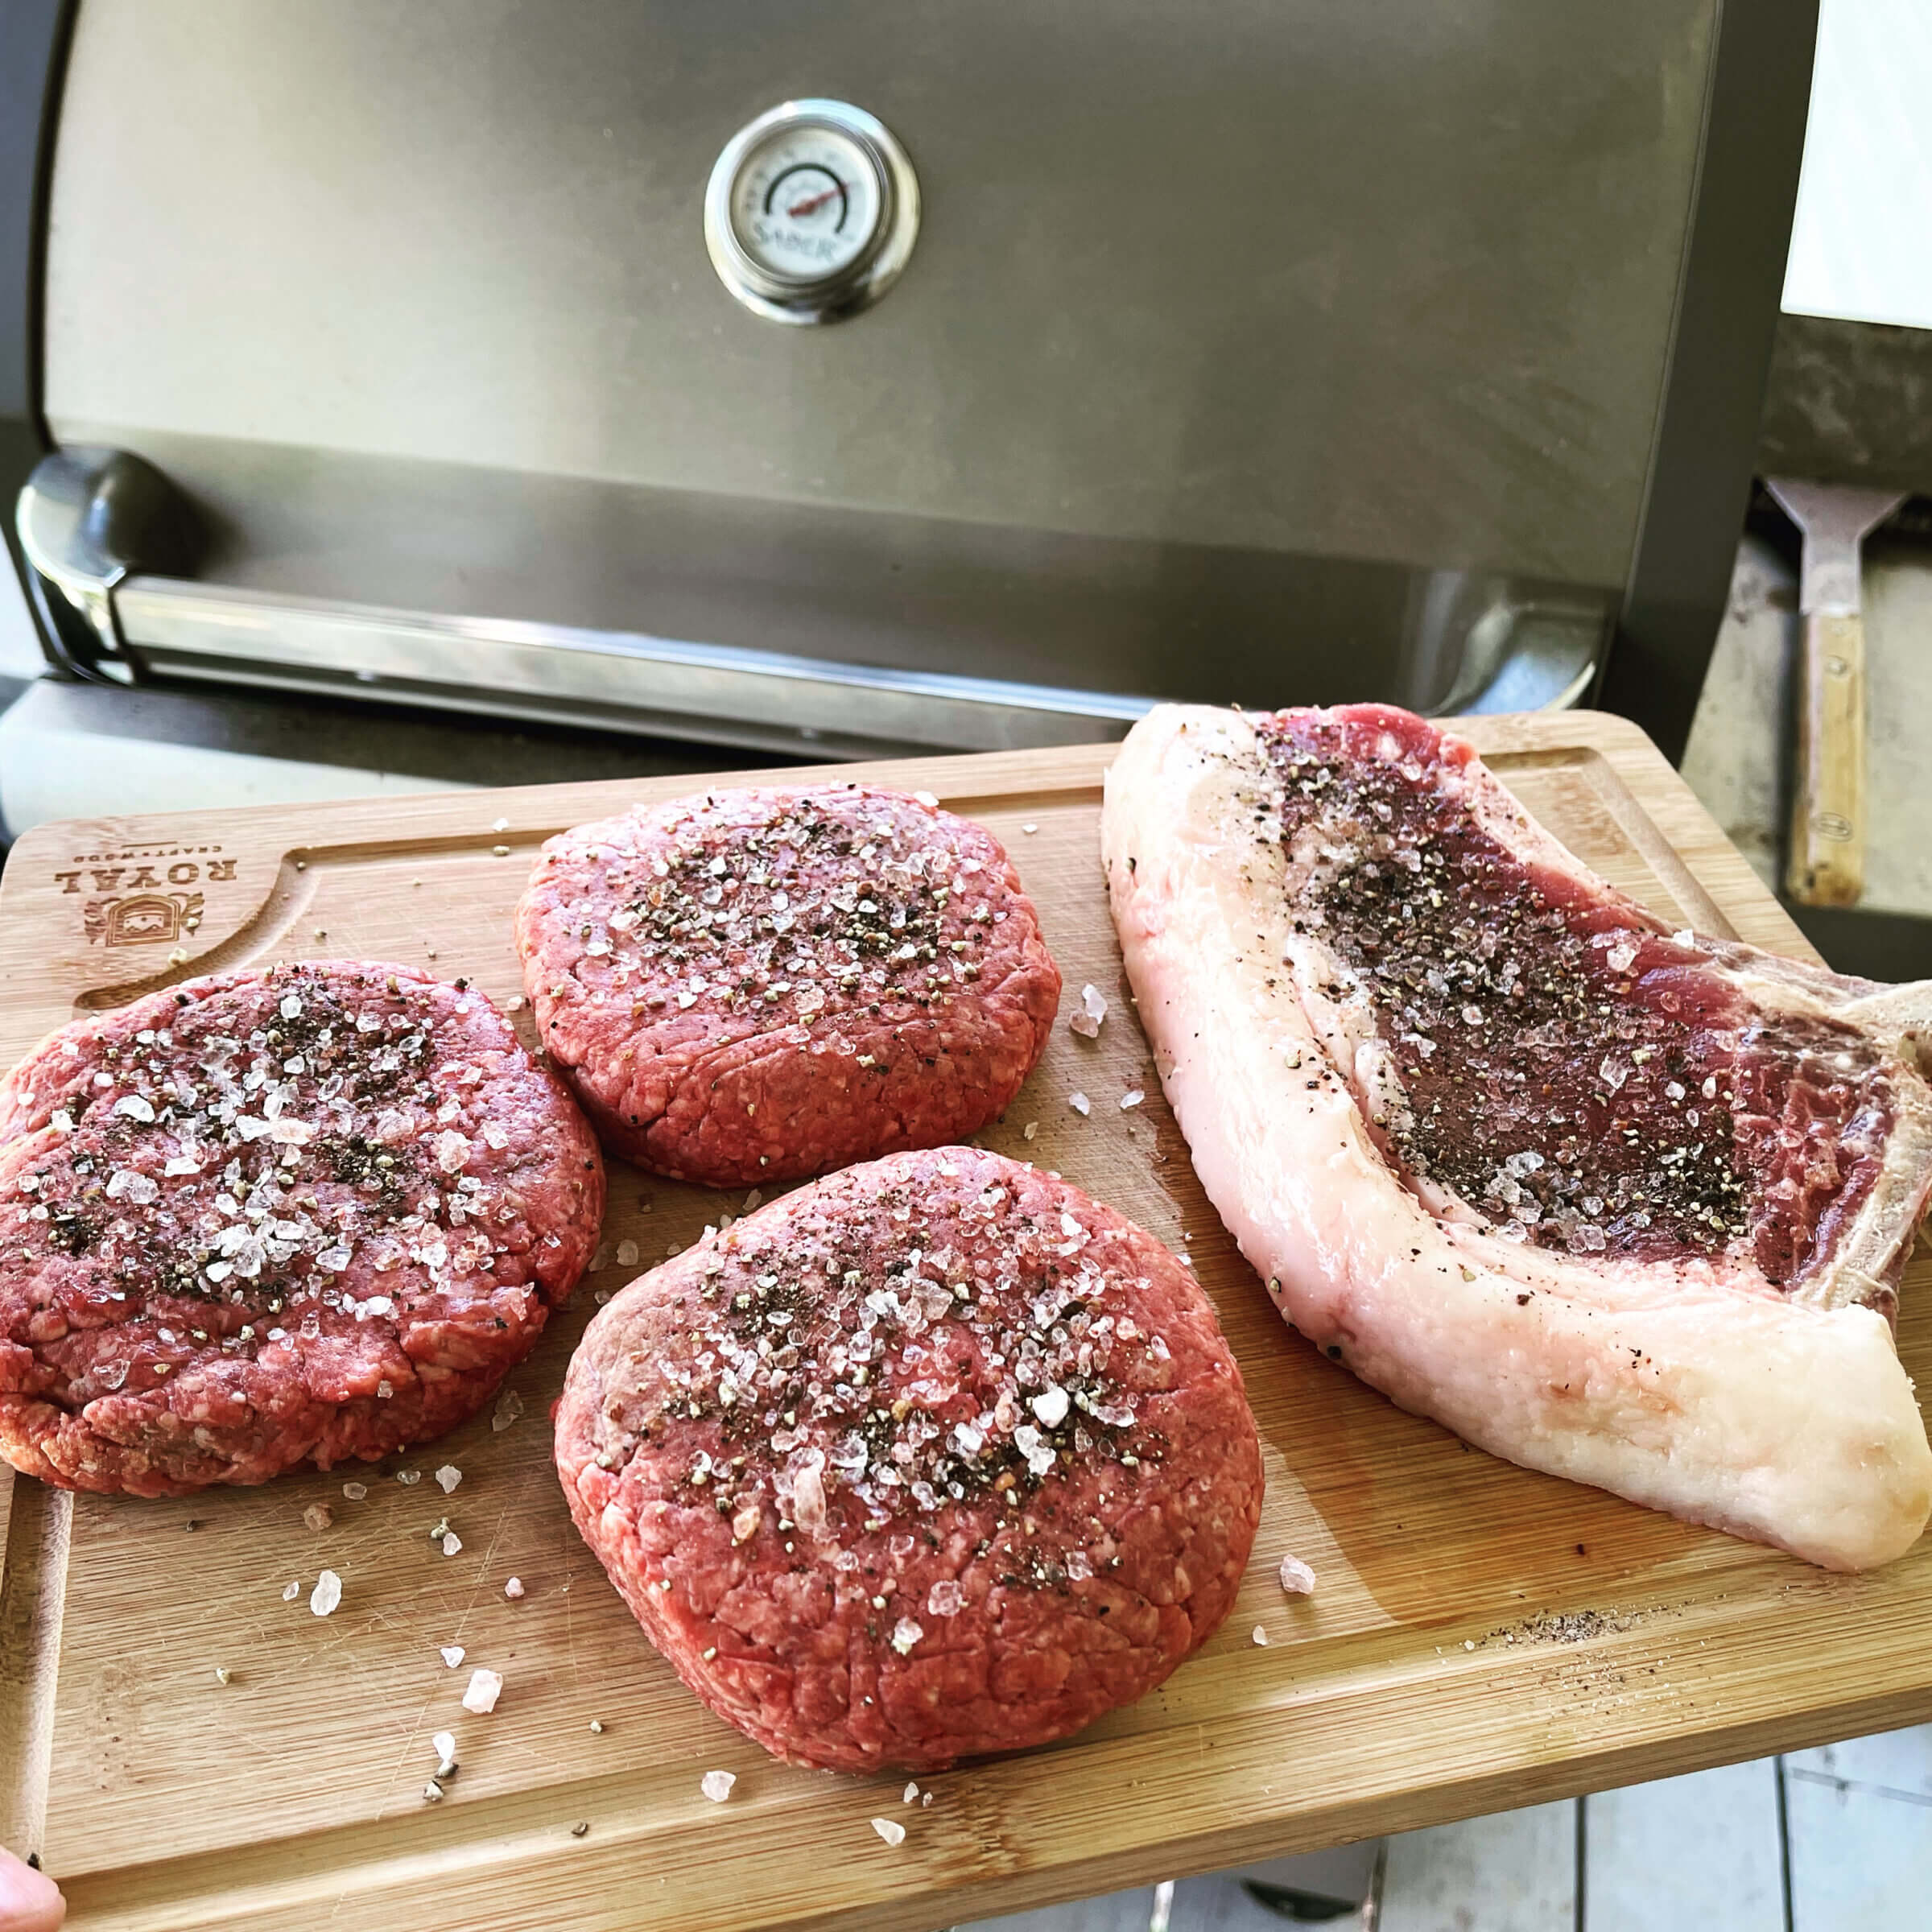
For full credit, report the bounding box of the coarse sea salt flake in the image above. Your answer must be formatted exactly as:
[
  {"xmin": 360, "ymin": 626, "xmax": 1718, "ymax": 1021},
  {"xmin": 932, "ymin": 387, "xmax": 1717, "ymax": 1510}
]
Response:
[
  {"xmin": 492, "ymin": 1389, "xmax": 524, "ymax": 1431},
  {"xmin": 504, "ymin": 1576, "xmax": 526, "ymax": 1600},
  {"xmin": 904, "ymin": 1781, "xmax": 919, "ymax": 1803},
  {"xmin": 616, "ymin": 1238, "xmax": 640, "ymax": 1267},
  {"xmin": 872, "ymin": 1817, "xmax": 906, "ymax": 1847},
  {"xmin": 461, "ymin": 1668, "xmax": 503, "ymax": 1714},
  {"xmin": 282, "ymin": 1579, "xmax": 301, "ymax": 1603},
  {"xmin": 341, "ymin": 1481, "xmax": 368, "ymax": 1501},
  {"xmin": 1069, "ymin": 984, "xmax": 1108, "ymax": 1038},
  {"xmin": 1279, "ymin": 1554, "xmax": 1318, "ymax": 1596},
  {"xmin": 1022, "ymin": 1120, "xmax": 1038, "ymax": 1141},
  {"xmin": 1067, "ymin": 1092, "xmax": 1091, "ymax": 1117},
  {"xmin": 435, "ymin": 1464, "xmax": 463, "ymax": 1493},
  {"xmin": 1030, "ymin": 1385, "xmax": 1070, "ymax": 1427},
  {"xmin": 440, "ymin": 1645, "xmax": 466, "ymax": 1668},
  {"xmin": 1119, "ymin": 1088, "xmax": 1144, "ymax": 1110},
  {"xmin": 310, "ymin": 1570, "xmax": 342, "ymax": 1616},
  {"xmin": 890, "ymin": 1617, "xmax": 923, "ymax": 1654},
  {"xmin": 1252, "ymin": 1624, "xmax": 1269, "ymax": 1646},
  {"xmin": 913, "ymin": 790, "xmax": 939, "ymax": 808},
  {"xmin": 440, "ymin": 1531, "xmax": 464, "ymax": 1557},
  {"xmin": 701, "ymin": 1769, "xmax": 736, "ymax": 1802},
  {"xmin": 431, "ymin": 1730, "xmax": 456, "ymax": 1765}
]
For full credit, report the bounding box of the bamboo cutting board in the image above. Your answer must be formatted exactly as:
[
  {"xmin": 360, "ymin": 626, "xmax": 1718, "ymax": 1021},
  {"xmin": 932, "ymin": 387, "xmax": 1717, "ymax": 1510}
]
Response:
[{"xmin": 0, "ymin": 710, "xmax": 1927, "ymax": 1932}]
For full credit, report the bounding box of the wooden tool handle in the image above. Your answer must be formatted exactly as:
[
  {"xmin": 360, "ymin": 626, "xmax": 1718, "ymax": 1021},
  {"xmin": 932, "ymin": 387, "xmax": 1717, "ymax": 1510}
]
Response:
[{"xmin": 1785, "ymin": 609, "xmax": 1865, "ymax": 907}]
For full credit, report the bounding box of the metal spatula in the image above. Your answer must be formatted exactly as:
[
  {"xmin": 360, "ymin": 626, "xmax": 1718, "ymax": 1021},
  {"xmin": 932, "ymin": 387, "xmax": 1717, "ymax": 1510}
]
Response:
[{"xmin": 1764, "ymin": 477, "xmax": 1905, "ymax": 908}]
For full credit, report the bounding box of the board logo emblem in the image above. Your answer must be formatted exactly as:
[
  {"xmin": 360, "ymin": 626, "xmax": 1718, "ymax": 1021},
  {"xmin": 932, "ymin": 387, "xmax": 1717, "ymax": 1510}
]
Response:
[
  {"xmin": 55, "ymin": 847, "xmax": 237, "ymax": 949},
  {"xmin": 82, "ymin": 892, "xmax": 205, "ymax": 947}
]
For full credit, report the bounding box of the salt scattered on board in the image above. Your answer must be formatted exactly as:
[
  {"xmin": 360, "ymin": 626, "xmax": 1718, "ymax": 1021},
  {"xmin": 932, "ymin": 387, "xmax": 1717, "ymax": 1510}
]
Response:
[
  {"xmin": 310, "ymin": 1570, "xmax": 342, "ymax": 1617},
  {"xmin": 440, "ymin": 1645, "xmax": 466, "ymax": 1668},
  {"xmin": 1252, "ymin": 1624, "xmax": 1269, "ymax": 1646},
  {"xmin": 461, "ymin": 1668, "xmax": 503, "ymax": 1714},
  {"xmin": 434, "ymin": 1464, "xmax": 463, "ymax": 1493},
  {"xmin": 1067, "ymin": 1091, "xmax": 1091, "ymax": 1117},
  {"xmin": 504, "ymin": 1576, "xmax": 526, "ymax": 1600},
  {"xmin": 871, "ymin": 1817, "xmax": 906, "ymax": 1847},
  {"xmin": 1279, "ymin": 1555, "xmax": 1318, "ymax": 1596},
  {"xmin": 701, "ymin": 1770, "xmax": 736, "ymax": 1803},
  {"xmin": 281, "ymin": 1579, "xmax": 300, "ymax": 1603},
  {"xmin": 1119, "ymin": 1088, "xmax": 1144, "ymax": 1110},
  {"xmin": 1069, "ymin": 983, "xmax": 1108, "ymax": 1038},
  {"xmin": 491, "ymin": 1389, "xmax": 524, "ymax": 1432}
]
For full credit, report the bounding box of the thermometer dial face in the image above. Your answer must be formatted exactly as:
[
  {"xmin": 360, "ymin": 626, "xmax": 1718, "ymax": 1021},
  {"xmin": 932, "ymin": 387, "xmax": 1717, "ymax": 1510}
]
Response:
[
  {"xmin": 705, "ymin": 101, "xmax": 920, "ymax": 324},
  {"xmin": 728, "ymin": 122, "xmax": 884, "ymax": 287}
]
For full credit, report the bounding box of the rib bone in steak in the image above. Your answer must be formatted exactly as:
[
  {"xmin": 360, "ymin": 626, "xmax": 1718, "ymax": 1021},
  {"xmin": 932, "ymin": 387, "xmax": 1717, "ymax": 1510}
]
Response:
[{"xmin": 1101, "ymin": 703, "xmax": 1932, "ymax": 1570}]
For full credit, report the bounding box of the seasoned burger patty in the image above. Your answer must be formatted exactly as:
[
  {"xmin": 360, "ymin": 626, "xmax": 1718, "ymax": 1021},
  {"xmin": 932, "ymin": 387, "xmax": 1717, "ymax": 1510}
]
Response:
[
  {"xmin": 555, "ymin": 1146, "xmax": 1262, "ymax": 1773},
  {"xmin": 515, "ymin": 786, "xmax": 1060, "ymax": 1185},
  {"xmin": 0, "ymin": 961, "xmax": 603, "ymax": 1496}
]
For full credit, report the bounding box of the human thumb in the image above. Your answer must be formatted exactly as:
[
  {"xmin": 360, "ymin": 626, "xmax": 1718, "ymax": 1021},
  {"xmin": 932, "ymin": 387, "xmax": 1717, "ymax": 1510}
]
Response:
[{"xmin": 0, "ymin": 1847, "xmax": 62, "ymax": 1932}]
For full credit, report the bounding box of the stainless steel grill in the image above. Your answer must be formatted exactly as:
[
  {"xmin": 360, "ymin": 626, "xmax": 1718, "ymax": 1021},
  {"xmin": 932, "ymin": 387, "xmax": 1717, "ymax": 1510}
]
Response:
[{"xmin": 1, "ymin": 1, "xmax": 1814, "ymax": 789}]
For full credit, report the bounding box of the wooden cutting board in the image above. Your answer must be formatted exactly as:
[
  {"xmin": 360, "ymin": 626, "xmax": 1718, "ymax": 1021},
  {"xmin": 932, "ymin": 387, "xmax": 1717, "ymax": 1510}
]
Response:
[{"xmin": 0, "ymin": 709, "xmax": 1926, "ymax": 1932}]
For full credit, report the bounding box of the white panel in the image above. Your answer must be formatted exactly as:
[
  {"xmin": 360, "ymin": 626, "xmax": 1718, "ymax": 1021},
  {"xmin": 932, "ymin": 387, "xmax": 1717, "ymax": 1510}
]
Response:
[
  {"xmin": 1171, "ymin": 1870, "xmax": 1368, "ymax": 1929},
  {"xmin": 1212, "ymin": 1842, "xmax": 1379, "ymax": 1909},
  {"xmin": 0, "ymin": 560, "xmax": 47, "ymax": 679},
  {"xmin": 1786, "ymin": 1722, "xmax": 1932, "ymax": 1801},
  {"xmin": 1678, "ymin": 535, "xmax": 1792, "ymax": 898},
  {"xmin": 1785, "ymin": 1765, "xmax": 1932, "ymax": 1930},
  {"xmin": 956, "ymin": 1886, "xmax": 1157, "ymax": 1932},
  {"xmin": 1378, "ymin": 1802, "xmax": 1577, "ymax": 1932},
  {"xmin": 1585, "ymin": 1760, "xmax": 1784, "ymax": 1932},
  {"xmin": 0, "ymin": 688, "xmax": 470, "ymax": 838},
  {"xmin": 1860, "ymin": 562, "xmax": 1932, "ymax": 920},
  {"xmin": 1782, "ymin": 0, "xmax": 1932, "ymax": 328}
]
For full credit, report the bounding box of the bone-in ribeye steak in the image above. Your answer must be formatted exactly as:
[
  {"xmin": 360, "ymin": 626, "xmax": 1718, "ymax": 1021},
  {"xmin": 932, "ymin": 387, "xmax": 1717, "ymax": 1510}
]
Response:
[{"xmin": 1102, "ymin": 702, "xmax": 1932, "ymax": 1570}]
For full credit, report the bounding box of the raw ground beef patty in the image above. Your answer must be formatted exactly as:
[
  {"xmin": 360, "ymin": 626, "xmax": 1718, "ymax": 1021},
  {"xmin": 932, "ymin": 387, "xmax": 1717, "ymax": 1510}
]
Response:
[
  {"xmin": 0, "ymin": 960, "xmax": 604, "ymax": 1496},
  {"xmin": 555, "ymin": 1146, "xmax": 1263, "ymax": 1773},
  {"xmin": 515, "ymin": 785, "xmax": 1061, "ymax": 1186}
]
